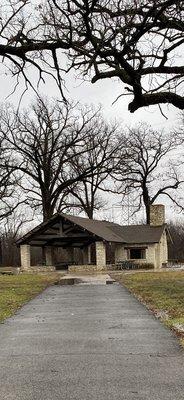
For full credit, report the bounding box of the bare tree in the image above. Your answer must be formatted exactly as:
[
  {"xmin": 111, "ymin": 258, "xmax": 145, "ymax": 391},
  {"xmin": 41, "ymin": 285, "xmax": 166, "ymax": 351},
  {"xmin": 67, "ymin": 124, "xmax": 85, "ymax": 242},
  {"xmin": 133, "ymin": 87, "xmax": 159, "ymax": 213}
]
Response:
[
  {"xmin": 68, "ymin": 124, "xmax": 118, "ymax": 218},
  {"xmin": 167, "ymin": 221, "xmax": 184, "ymax": 261},
  {"xmin": 0, "ymin": 133, "xmax": 22, "ymax": 220},
  {"xmin": 114, "ymin": 124, "xmax": 184, "ymax": 224},
  {"xmin": 0, "ymin": 1, "xmax": 184, "ymax": 112},
  {"xmin": 0, "ymin": 209, "xmax": 33, "ymax": 267},
  {"xmin": 0, "ymin": 97, "xmax": 116, "ymax": 221}
]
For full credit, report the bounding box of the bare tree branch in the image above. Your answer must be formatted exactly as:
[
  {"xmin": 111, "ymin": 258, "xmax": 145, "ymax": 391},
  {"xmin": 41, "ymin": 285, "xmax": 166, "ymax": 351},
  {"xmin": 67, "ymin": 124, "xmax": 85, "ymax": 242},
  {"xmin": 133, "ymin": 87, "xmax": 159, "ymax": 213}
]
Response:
[
  {"xmin": 113, "ymin": 123, "xmax": 184, "ymax": 223},
  {"xmin": 0, "ymin": 1, "xmax": 183, "ymax": 111},
  {"xmin": 0, "ymin": 97, "xmax": 118, "ymax": 221}
]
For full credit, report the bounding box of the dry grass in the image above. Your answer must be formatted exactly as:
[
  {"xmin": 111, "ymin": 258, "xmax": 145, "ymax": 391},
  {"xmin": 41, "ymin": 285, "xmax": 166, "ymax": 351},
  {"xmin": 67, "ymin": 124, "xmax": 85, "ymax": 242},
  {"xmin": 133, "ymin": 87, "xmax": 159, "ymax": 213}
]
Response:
[
  {"xmin": 111, "ymin": 270, "xmax": 184, "ymax": 346},
  {"xmin": 0, "ymin": 273, "xmax": 61, "ymax": 322}
]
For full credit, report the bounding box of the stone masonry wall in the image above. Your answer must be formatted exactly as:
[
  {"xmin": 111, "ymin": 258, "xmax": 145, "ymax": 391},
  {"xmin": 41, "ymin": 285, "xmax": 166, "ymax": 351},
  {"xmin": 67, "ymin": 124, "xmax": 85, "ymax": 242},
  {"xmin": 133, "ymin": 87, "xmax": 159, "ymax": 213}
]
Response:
[
  {"xmin": 68, "ymin": 264, "xmax": 105, "ymax": 273},
  {"xmin": 114, "ymin": 245, "xmax": 127, "ymax": 263},
  {"xmin": 155, "ymin": 230, "xmax": 168, "ymax": 269},
  {"xmin": 114, "ymin": 243, "xmax": 156, "ymax": 268},
  {"xmin": 20, "ymin": 244, "xmax": 31, "ymax": 270},
  {"xmin": 96, "ymin": 241, "xmax": 106, "ymax": 266},
  {"xmin": 22, "ymin": 266, "xmax": 56, "ymax": 273},
  {"xmin": 150, "ymin": 204, "xmax": 165, "ymax": 226}
]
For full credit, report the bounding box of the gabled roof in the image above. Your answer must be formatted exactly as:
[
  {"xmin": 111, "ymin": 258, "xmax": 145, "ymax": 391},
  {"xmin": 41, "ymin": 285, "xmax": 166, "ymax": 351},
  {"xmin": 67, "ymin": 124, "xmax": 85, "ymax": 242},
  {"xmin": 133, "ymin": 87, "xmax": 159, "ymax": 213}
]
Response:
[
  {"xmin": 62, "ymin": 214, "xmax": 166, "ymax": 243},
  {"xmin": 17, "ymin": 212, "xmax": 166, "ymax": 247}
]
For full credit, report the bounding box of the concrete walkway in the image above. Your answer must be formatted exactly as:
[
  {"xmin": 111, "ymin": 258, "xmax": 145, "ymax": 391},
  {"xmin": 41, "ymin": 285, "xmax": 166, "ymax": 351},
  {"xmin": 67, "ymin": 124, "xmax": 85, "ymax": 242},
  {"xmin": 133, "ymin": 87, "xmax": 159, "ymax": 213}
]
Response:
[{"xmin": 0, "ymin": 282, "xmax": 183, "ymax": 400}]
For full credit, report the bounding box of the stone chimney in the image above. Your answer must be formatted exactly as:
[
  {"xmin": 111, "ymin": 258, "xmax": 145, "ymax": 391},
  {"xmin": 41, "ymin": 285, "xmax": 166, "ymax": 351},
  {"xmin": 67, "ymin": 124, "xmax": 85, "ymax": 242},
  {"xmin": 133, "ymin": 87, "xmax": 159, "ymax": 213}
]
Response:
[{"xmin": 149, "ymin": 204, "xmax": 165, "ymax": 226}]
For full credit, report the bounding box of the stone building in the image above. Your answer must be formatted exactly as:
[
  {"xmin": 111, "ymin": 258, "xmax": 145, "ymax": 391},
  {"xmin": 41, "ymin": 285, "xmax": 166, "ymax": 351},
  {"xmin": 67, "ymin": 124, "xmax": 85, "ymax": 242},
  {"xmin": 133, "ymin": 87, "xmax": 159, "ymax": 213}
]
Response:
[{"xmin": 17, "ymin": 204, "xmax": 168, "ymax": 271}]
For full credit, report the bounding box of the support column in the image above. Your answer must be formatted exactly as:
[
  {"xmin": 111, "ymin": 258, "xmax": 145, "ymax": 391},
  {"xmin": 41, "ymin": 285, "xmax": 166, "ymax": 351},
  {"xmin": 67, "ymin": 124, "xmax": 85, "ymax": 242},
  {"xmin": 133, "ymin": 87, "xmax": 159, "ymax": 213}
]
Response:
[
  {"xmin": 82, "ymin": 245, "xmax": 91, "ymax": 264},
  {"xmin": 20, "ymin": 244, "xmax": 31, "ymax": 270},
  {"xmin": 96, "ymin": 241, "xmax": 106, "ymax": 266},
  {"xmin": 45, "ymin": 246, "xmax": 53, "ymax": 266},
  {"xmin": 88, "ymin": 245, "xmax": 91, "ymax": 264}
]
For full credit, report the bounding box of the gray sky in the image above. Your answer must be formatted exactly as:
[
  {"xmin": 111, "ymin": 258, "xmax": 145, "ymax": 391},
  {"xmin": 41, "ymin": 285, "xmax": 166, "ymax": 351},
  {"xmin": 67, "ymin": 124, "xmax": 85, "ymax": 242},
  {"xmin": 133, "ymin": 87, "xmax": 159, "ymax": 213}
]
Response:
[{"xmin": 0, "ymin": 63, "xmax": 179, "ymax": 129}]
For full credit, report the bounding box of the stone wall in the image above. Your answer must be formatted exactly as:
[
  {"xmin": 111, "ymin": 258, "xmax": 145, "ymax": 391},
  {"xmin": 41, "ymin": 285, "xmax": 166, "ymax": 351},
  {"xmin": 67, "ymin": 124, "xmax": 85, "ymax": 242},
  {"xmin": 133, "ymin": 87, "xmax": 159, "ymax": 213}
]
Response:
[
  {"xmin": 114, "ymin": 232, "xmax": 168, "ymax": 269},
  {"xmin": 114, "ymin": 243, "xmax": 158, "ymax": 269},
  {"xmin": 68, "ymin": 264, "xmax": 105, "ymax": 273},
  {"xmin": 96, "ymin": 241, "xmax": 106, "ymax": 266},
  {"xmin": 155, "ymin": 230, "xmax": 168, "ymax": 269},
  {"xmin": 160, "ymin": 230, "xmax": 168, "ymax": 264},
  {"xmin": 150, "ymin": 204, "xmax": 165, "ymax": 226},
  {"xmin": 115, "ymin": 243, "xmax": 156, "ymax": 264},
  {"xmin": 21, "ymin": 266, "xmax": 56, "ymax": 273},
  {"xmin": 20, "ymin": 244, "xmax": 31, "ymax": 270},
  {"xmin": 114, "ymin": 245, "xmax": 127, "ymax": 263}
]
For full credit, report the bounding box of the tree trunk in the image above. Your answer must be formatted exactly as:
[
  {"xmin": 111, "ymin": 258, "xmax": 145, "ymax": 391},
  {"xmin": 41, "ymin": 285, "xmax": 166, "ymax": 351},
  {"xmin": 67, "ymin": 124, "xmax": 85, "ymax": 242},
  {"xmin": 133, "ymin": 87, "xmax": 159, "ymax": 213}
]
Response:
[
  {"xmin": 142, "ymin": 184, "xmax": 151, "ymax": 224},
  {"xmin": 145, "ymin": 203, "xmax": 151, "ymax": 225},
  {"xmin": 42, "ymin": 199, "xmax": 54, "ymax": 221},
  {"xmin": 86, "ymin": 208, "xmax": 93, "ymax": 219}
]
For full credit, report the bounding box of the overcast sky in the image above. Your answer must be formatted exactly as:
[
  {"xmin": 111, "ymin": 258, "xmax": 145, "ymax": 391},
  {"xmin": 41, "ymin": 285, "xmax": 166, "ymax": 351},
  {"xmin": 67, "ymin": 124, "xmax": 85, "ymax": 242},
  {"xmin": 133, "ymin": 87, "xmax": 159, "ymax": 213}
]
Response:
[{"xmin": 0, "ymin": 62, "xmax": 179, "ymax": 128}]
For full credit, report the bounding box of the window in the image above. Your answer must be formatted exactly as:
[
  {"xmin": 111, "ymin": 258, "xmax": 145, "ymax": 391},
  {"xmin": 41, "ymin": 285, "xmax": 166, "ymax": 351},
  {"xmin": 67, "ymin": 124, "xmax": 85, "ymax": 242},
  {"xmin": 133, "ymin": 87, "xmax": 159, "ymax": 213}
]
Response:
[{"xmin": 129, "ymin": 248, "xmax": 146, "ymax": 260}]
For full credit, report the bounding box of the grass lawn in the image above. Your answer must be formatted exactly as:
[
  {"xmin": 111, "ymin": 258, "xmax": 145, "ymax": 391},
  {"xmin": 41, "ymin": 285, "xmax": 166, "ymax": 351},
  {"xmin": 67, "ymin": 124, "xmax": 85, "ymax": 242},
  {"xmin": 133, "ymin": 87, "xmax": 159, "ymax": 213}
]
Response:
[
  {"xmin": 0, "ymin": 273, "xmax": 61, "ymax": 323},
  {"xmin": 111, "ymin": 270, "xmax": 184, "ymax": 346}
]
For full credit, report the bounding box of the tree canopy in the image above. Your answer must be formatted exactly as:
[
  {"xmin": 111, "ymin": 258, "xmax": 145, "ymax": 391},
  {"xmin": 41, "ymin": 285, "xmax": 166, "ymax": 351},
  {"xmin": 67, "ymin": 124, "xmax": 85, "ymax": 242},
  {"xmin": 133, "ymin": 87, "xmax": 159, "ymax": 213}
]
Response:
[
  {"xmin": 0, "ymin": 97, "xmax": 117, "ymax": 221},
  {"xmin": 1, "ymin": 0, "xmax": 184, "ymax": 112},
  {"xmin": 114, "ymin": 124, "xmax": 184, "ymax": 223}
]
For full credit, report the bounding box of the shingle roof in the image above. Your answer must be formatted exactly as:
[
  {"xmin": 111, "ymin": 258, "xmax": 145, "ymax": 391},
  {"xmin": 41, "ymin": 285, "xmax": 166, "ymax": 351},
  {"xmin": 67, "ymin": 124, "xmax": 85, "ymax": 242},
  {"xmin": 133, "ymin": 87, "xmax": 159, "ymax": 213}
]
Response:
[
  {"xmin": 108, "ymin": 223, "xmax": 165, "ymax": 244},
  {"xmin": 61, "ymin": 214, "xmax": 165, "ymax": 243},
  {"xmin": 17, "ymin": 212, "xmax": 166, "ymax": 245}
]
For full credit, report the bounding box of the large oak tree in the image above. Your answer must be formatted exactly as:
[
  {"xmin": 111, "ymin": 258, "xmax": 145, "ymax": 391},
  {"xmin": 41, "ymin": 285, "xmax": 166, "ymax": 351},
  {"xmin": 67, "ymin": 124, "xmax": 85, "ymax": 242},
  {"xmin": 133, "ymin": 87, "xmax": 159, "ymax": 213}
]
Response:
[
  {"xmin": 0, "ymin": 97, "xmax": 116, "ymax": 221},
  {"xmin": 114, "ymin": 124, "xmax": 184, "ymax": 223},
  {"xmin": 68, "ymin": 123, "xmax": 118, "ymax": 219},
  {"xmin": 0, "ymin": 1, "xmax": 184, "ymax": 112}
]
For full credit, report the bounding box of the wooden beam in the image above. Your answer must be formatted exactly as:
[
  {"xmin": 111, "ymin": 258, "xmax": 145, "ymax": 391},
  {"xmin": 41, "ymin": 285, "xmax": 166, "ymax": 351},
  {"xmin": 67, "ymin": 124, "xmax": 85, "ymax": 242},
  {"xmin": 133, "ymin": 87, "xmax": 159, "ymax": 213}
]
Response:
[
  {"xmin": 59, "ymin": 221, "xmax": 63, "ymax": 235},
  {"xmin": 33, "ymin": 235, "xmax": 91, "ymax": 241}
]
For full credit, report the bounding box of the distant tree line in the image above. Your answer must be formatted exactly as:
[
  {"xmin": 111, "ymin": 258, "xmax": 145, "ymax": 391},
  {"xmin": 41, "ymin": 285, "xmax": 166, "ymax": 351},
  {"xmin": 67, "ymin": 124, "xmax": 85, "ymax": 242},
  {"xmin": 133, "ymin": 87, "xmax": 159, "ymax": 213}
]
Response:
[{"xmin": 167, "ymin": 222, "xmax": 184, "ymax": 262}]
